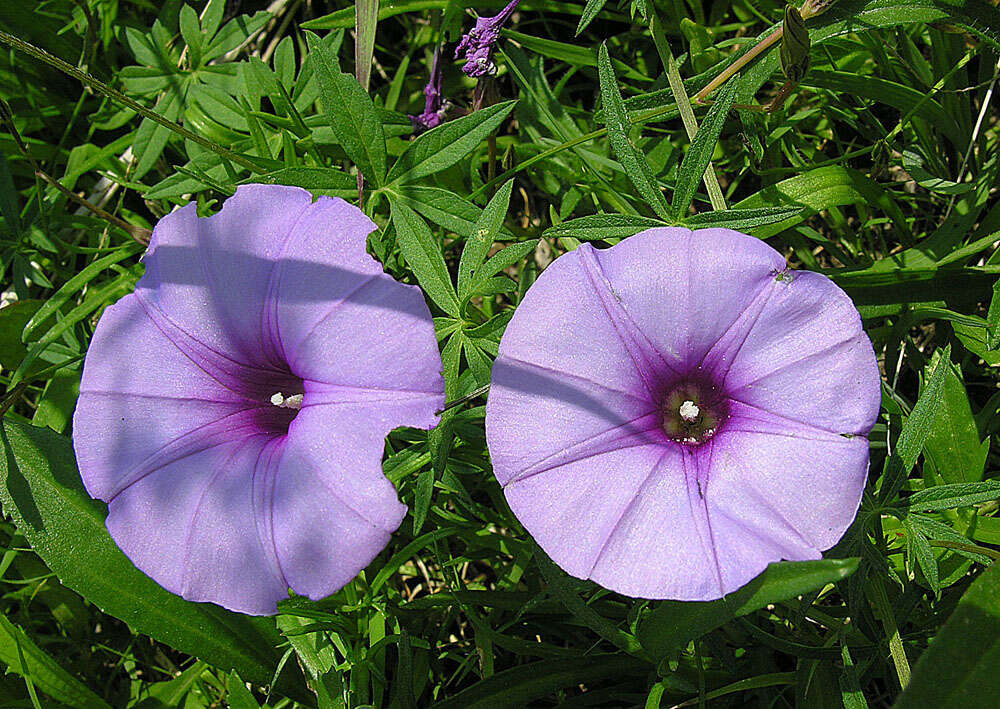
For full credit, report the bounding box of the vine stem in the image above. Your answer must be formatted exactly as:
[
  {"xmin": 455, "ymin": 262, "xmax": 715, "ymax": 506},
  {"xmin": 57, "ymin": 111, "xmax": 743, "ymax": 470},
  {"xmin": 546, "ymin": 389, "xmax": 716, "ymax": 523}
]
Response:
[{"xmin": 0, "ymin": 30, "xmax": 266, "ymax": 175}]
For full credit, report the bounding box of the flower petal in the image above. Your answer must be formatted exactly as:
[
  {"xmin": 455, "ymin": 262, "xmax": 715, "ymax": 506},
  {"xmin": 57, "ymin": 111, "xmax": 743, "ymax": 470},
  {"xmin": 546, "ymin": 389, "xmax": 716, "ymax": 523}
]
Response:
[
  {"xmin": 494, "ymin": 244, "xmax": 657, "ymax": 403},
  {"xmin": 272, "ymin": 196, "xmax": 444, "ymax": 397},
  {"xmin": 584, "ymin": 446, "xmax": 724, "ymax": 600},
  {"xmin": 590, "ymin": 228, "xmax": 786, "ymax": 370},
  {"xmin": 721, "ymin": 271, "xmax": 881, "ymax": 434},
  {"xmin": 704, "ymin": 415, "xmax": 869, "ymax": 589},
  {"xmin": 486, "ymin": 357, "xmax": 660, "ymax": 486},
  {"xmin": 106, "ymin": 437, "xmax": 288, "ymax": 615},
  {"xmin": 73, "ymin": 295, "xmax": 253, "ymax": 500},
  {"xmin": 137, "ymin": 184, "xmax": 314, "ymax": 366}
]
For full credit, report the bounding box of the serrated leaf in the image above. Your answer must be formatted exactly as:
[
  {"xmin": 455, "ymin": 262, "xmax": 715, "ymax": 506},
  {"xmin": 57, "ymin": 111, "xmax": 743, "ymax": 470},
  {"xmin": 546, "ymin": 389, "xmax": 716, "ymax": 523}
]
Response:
[
  {"xmin": 387, "ymin": 101, "xmax": 516, "ymax": 184},
  {"xmin": 903, "ymin": 516, "xmax": 940, "ymax": 594},
  {"xmin": 597, "ymin": 43, "xmax": 670, "ymax": 221},
  {"xmin": 672, "ymin": 80, "xmax": 736, "ymax": 219},
  {"xmin": 458, "ymin": 180, "xmax": 513, "ymax": 299},
  {"xmin": 683, "ymin": 206, "xmax": 803, "ymax": 231},
  {"xmin": 389, "ymin": 199, "xmax": 460, "ymax": 316},
  {"xmin": 307, "ymin": 33, "xmax": 387, "ymax": 185}
]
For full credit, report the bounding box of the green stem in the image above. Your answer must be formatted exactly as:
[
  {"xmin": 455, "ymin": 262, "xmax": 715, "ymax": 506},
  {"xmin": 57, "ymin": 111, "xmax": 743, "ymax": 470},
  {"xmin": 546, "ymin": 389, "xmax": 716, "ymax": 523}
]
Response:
[
  {"xmin": 869, "ymin": 576, "xmax": 911, "ymax": 689},
  {"xmin": 652, "ymin": 13, "xmax": 728, "ymax": 212},
  {"xmin": 0, "ymin": 30, "xmax": 265, "ymax": 175}
]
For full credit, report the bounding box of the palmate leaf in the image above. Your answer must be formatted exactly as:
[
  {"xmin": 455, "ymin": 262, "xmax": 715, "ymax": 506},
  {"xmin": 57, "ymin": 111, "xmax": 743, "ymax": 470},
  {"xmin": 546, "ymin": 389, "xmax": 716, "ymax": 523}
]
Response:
[
  {"xmin": 386, "ymin": 101, "xmax": 516, "ymax": 185},
  {"xmin": 389, "ymin": 199, "xmax": 461, "ymax": 317},
  {"xmin": 0, "ymin": 419, "xmax": 307, "ymax": 698}
]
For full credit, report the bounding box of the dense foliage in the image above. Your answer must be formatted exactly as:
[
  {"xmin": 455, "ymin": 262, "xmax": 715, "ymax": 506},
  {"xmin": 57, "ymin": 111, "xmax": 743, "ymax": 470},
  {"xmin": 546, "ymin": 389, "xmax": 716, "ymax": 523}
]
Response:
[{"xmin": 1, "ymin": 0, "xmax": 1000, "ymax": 706}]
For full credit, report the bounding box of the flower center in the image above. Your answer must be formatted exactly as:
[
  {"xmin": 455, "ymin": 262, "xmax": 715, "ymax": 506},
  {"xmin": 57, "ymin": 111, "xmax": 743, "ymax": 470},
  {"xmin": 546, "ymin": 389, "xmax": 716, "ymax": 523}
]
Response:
[
  {"xmin": 250, "ymin": 373, "xmax": 305, "ymax": 437},
  {"xmin": 269, "ymin": 392, "xmax": 303, "ymax": 410},
  {"xmin": 661, "ymin": 380, "xmax": 728, "ymax": 445}
]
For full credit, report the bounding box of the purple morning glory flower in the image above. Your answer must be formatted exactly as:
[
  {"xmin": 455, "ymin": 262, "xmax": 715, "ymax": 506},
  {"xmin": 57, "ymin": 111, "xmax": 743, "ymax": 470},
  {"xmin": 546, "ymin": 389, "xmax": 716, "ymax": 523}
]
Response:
[
  {"xmin": 409, "ymin": 46, "xmax": 449, "ymax": 134},
  {"xmin": 455, "ymin": 0, "xmax": 520, "ymax": 78},
  {"xmin": 485, "ymin": 228, "xmax": 880, "ymax": 600},
  {"xmin": 72, "ymin": 184, "xmax": 445, "ymax": 615}
]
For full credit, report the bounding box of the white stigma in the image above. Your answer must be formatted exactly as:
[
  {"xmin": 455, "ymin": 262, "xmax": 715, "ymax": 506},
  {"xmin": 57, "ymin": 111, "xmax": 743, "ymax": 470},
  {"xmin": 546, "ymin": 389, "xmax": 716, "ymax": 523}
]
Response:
[
  {"xmin": 270, "ymin": 392, "xmax": 303, "ymax": 410},
  {"xmin": 679, "ymin": 400, "xmax": 700, "ymax": 422}
]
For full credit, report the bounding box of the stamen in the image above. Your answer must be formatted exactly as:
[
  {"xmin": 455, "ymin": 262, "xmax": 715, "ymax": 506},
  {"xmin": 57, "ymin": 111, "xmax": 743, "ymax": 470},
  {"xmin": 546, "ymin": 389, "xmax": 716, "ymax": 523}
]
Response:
[
  {"xmin": 270, "ymin": 392, "xmax": 304, "ymax": 410},
  {"xmin": 679, "ymin": 400, "xmax": 700, "ymax": 422}
]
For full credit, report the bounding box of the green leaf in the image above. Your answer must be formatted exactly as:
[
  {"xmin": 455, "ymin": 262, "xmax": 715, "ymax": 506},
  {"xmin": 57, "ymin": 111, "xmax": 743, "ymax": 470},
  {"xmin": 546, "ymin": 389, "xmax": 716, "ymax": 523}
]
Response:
[
  {"xmin": 672, "ymin": 81, "xmax": 736, "ymax": 219},
  {"xmin": 0, "ymin": 614, "xmax": 110, "ymax": 708},
  {"xmin": 597, "ymin": 43, "xmax": 670, "ymax": 221},
  {"xmin": 178, "ymin": 4, "xmax": 203, "ymax": 68},
  {"xmin": 894, "ymin": 562, "xmax": 1000, "ymax": 708},
  {"xmin": 543, "ymin": 214, "xmax": 665, "ymax": 241},
  {"xmin": 637, "ymin": 558, "xmax": 859, "ymax": 659},
  {"xmin": 987, "ymin": 278, "xmax": 1000, "ymax": 350},
  {"xmin": 431, "ymin": 655, "xmax": 648, "ymax": 709},
  {"xmin": 354, "ymin": 0, "xmax": 379, "ymax": 90},
  {"xmin": 22, "ymin": 242, "xmax": 145, "ymax": 341},
  {"xmin": 904, "ymin": 481, "xmax": 1000, "ymax": 513},
  {"xmin": 879, "ymin": 345, "xmax": 950, "ymax": 503},
  {"xmin": 734, "ymin": 166, "xmax": 910, "ymax": 240},
  {"xmin": 252, "ymin": 166, "xmax": 356, "ymax": 191},
  {"xmin": 0, "ymin": 299, "xmax": 43, "ymax": 371},
  {"xmin": 389, "ymin": 199, "xmax": 461, "ymax": 316},
  {"xmin": 922, "ymin": 351, "xmax": 989, "ymax": 483},
  {"xmin": 458, "ymin": 180, "xmax": 513, "ymax": 299},
  {"xmin": 307, "ymin": 33, "xmax": 387, "ymax": 186},
  {"xmin": 902, "ymin": 517, "xmax": 940, "ymax": 595},
  {"xmin": 386, "ymin": 101, "xmax": 516, "ymax": 184},
  {"xmin": 466, "ymin": 240, "xmax": 538, "ymax": 300},
  {"xmin": 504, "ymin": 30, "xmax": 649, "ymax": 82},
  {"xmin": 0, "ymin": 419, "xmax": 300, "ymax": 693},
  {"xmin": 133, "ymin": 90, "xmax": 182, "ymax": 180},
  {"xmin": 226, "ymin": 673, "xmax": 262, "ymax": 709},
  {"xmin": 576, "ymin": 0, "xmax": 609, "ymax": 34},
  {"xmin": 779, "ymin": 5, "xmax": 810, "ymax": 83},
  {"xmin": 0, "ymin": 148, "xmax": 22, "ymax": 239},
  {"xmin": 202, "ymin": 11, "xmax": 270, "ymax": 62},
  {"xmin": 683, "ymin": 206, "xmax": 803, "ymax": 232}
]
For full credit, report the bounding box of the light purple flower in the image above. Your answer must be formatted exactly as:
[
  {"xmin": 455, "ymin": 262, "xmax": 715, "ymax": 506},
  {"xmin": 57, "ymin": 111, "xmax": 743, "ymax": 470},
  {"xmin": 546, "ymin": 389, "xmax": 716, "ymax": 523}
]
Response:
[
  {"xmin": 455, "ymin": 0, "xmax": 520, "ymax": 78},
  {"xmin": 409, "ymin": 46, "xmax": 449, "ymax": 133},
  {"xmin": 485, "ymin": 228, "xmax": 880, "ymax": 601},
  {"xmin": 72, "ymin": 184, "xmax": 444, "ymax": 615}
]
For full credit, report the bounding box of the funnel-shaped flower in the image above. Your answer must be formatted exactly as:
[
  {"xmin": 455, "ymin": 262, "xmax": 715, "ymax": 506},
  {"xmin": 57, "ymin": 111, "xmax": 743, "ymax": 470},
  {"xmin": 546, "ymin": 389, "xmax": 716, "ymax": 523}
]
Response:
[
  {"xmin": 455, "ymin": 0, "xmax": 520, "ymax": 78},
  {"xmin": 73, "ymin": 185, "xmax": 444, "ymax": 615},
  {"xmin": 485, "ymin": 228, "xmax": 880, "ymax": 600}
]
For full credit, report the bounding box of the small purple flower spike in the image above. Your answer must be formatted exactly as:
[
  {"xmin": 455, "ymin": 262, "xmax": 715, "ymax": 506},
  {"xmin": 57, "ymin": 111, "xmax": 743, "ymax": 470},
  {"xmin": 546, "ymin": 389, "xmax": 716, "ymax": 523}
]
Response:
[
  {"xmin": 486, "ymin": 228, "xmax": 880, "ymax": 601},
  {"xmin": 455, "ymin": 0, "xmax": 520, "ymax": 78},
  {"xmin": 410, "ymin": 46, "xmax": 449, "ymax": 133},
  {"xmin": 73, "ymin": 185, "xmax": 445, "ymax": 615}
]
